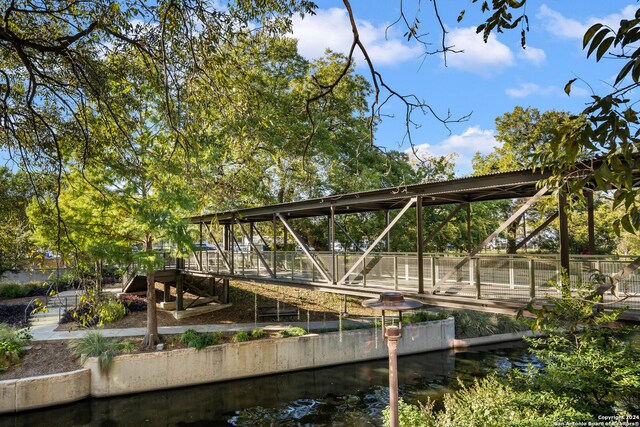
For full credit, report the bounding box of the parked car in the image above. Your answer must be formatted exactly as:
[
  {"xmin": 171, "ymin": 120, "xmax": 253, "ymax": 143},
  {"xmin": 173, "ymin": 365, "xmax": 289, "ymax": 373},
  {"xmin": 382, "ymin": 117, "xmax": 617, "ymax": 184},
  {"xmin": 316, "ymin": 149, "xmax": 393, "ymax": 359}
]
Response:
[
  {"xmin": 295, "ymin": 245, "xmax": 315, "ymax": 252},
  {"xmin": 193, "ymin": 242, "xmax": 216, "ymax": 251}
]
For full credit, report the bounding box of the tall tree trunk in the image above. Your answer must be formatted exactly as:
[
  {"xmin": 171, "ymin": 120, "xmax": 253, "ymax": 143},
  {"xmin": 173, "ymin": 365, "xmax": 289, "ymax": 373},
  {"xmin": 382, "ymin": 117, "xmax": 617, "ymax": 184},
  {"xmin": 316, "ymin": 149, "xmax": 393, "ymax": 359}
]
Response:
[{"xmin": 142, "ymin": 234, "xmax": 159, "ymax": 348}]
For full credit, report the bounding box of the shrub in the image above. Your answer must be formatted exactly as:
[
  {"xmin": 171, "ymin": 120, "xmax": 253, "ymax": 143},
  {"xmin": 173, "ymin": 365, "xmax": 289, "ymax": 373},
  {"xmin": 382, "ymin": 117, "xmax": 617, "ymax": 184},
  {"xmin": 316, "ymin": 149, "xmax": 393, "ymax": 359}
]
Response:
[
  {"xmin": 384, "ymin": 377, "xmax": 593, "ymax": 427},
  {"xmin": 98, "ymin": 299, "xmax": 126, "ymax": 324},
  {"xmin": 404, "ymin": 310, "xmax": 449, "ymax": 323},
  {"xmin": 180, "ymin": 329, "xmax": 222, "ymax": 350},
  {"xmin": 63, "ymin": 287, "xmax": 126, "ymax": 326},
  {"xmin": 450, "ymin": 310, "xmax": 527, "ymax": 338},
  {"xmin": 71, "ymin": 331, "xmax": 120, "ymax": 374},
  {"xmin": 118, "ymin": 294, "xmax": 147, "ymax": 312},
  {"xmin": 0, "ymin": 324, "xmax": 31, "ymax": 372},
  {"xmin": 232, "ymin": 331, "xmax": 251, "ymax": 342},
  {"xmin": 279, "ymin": 327, "xmax": 307, "ymax": 338},
  {"xmin": 251, "ymin": 329, "xmax": 265, "ymax": 339},
  {"xmin": 118, "ymin": 339, "xmax": 137, "ymax": 353},
  {"xmin": 0, "ymin": 283, "xmax": 23, "ymax": 298}
]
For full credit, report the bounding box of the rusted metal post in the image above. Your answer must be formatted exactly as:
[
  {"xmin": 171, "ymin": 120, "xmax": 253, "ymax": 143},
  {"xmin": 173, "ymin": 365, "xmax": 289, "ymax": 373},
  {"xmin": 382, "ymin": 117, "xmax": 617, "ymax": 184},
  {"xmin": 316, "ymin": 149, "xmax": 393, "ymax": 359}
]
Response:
[
  {"xmin": 558, "ymin": 190, "xmax": 570, "ymax": 277},
  {"xmin": 416, "ymin": 196, "xmax": 424, "ymax": 294},
  {"xmin": 386, "ymin": 325, "xmax": 401, "ymax": 427},
  {"xmin": 586, "ymin": 190, "xmax": 595, "ymax": 254},
  {"xmin": 272, "ymin": 215, "xmax": 277, "ymax": 278},
  {"xmin": 529, "ymin": 258, "xmax": 536, "ymax": 298},
  {"xmin": 331, "ymin": 206, "xmax": 336, "ymax": 284}
]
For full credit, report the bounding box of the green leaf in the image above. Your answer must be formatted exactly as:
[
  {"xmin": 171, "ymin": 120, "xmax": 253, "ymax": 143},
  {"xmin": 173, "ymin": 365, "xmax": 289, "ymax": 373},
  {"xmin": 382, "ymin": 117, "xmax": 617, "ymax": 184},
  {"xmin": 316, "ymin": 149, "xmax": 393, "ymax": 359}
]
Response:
[
  {"xmin": 615, "ymin": 60, "xmax": 635, "ymax": 85},
  {"xmin": 587, "ymin": 28, "xmax": 611, "ymax": 58},
  {"xmin": 583, "ymin": 23, "xmax": 604, "ymax": 48},
  {"xmin": 457, "ymin": 10, "xmax": 466, "ymax": 23},
  {"xmin": 596, "ymin": 37, "xmax": 614, "ymax": 61},
  {"xmin": 564, "ymin": 78, "xmax": 577, "ymax": 96}
]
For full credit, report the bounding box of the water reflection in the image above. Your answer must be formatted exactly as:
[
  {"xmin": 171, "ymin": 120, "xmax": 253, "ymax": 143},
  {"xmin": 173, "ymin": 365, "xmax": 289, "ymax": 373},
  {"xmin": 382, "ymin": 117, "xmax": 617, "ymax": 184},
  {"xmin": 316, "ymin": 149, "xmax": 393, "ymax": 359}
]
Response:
[{"xmin": 0, "ymin": 343, "xmax": 532, "ymax": 427}]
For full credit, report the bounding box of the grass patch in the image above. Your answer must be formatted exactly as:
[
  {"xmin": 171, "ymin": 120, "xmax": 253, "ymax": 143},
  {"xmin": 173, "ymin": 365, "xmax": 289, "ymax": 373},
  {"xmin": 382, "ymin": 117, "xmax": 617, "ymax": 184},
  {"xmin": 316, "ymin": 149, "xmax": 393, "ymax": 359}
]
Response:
[
  {"xmin": 118, "ymin": 339, "xmax": 137, "ymax": 353},
  {"xmin": 279, "ymin": 326, "xmax": 307, "ymax": 338},
  {"xmin": 251, "ymin": 329, "xmax": 265, "ymax": 339},
  {"xmin": 232, "ymin": 331, "xmax": 251, "ymax": 342},
  {"xmin": 180, "ymin": 329, "xmax": 222, "ymax": 350}
]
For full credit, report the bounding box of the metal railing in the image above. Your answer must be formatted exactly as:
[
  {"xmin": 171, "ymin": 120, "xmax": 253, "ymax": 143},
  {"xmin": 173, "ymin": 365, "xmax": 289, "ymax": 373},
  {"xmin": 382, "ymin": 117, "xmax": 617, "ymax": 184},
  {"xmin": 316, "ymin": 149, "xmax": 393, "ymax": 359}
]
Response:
[{"xmin": 180, "ymin": 250, "xmax": 640, "ymax": 309}]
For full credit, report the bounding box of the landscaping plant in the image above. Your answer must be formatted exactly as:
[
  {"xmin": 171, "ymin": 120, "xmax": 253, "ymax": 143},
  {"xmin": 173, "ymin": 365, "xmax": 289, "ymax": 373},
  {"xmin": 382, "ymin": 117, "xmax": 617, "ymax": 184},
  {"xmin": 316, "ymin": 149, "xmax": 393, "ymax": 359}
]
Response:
[
  {"xmin": 71, "ymin": 331, "xmax": 120, "ymax": 374},
  {"xmin": 386, "ymin": 278, "xmax": 640, "ymax": 425},
  {"xmin": 0, "ymin": 324, "xmax": 31, "ymax": 372},
  {"xmin": 279, "ymin": 327, "xmax": 307, "ymax": 338},
  {"xmin": 180, "ymin": 329, "xmax": 223, "ymax": 350}
]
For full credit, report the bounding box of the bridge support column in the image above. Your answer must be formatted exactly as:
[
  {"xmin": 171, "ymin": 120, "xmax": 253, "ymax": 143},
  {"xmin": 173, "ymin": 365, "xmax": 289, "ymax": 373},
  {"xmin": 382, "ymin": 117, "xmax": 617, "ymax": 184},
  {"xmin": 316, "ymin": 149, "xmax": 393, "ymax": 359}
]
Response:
[
  {"xmin": 558, "ymin": 190, "xmax": 570, "ymax": 277},
  {"xmin": 416, "ymin": 196, "xmax": 424, "ymax": 294},
  {"xmin": 175, "ymin": 274, "xmax": 184, "ymax": 312},
  {"xmin": 222, "ymin": 279, "xmax": 229, "ymax": 304},
  {"xmin": 586, "ymin": 190, "xmax": 595, "ymax": 254}
]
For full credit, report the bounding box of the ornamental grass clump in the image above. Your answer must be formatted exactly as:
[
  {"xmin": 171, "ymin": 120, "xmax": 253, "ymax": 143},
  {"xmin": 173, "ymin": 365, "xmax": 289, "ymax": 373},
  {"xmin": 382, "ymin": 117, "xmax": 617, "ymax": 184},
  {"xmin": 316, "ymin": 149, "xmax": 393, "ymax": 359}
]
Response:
[{"xmin": 71, "ymin": 331, "xmax": 119, "ymax": 374}]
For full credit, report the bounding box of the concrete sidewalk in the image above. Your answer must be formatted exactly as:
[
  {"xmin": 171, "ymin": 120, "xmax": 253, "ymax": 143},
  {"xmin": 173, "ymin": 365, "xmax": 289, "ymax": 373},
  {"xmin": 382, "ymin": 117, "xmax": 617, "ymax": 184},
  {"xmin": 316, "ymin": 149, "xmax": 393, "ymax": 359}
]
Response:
[{"xmin": 28, "ymin": 318, "xmax": 372, "ymax": 342}]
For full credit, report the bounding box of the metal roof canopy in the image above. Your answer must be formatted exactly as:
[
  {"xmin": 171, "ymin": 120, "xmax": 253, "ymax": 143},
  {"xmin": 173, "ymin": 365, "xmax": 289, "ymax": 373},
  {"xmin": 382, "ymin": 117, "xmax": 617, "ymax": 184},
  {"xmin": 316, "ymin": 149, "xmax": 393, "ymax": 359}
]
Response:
[{"xmin": 190, "ymin": 168, "xmax": 553, "ymax": 225}]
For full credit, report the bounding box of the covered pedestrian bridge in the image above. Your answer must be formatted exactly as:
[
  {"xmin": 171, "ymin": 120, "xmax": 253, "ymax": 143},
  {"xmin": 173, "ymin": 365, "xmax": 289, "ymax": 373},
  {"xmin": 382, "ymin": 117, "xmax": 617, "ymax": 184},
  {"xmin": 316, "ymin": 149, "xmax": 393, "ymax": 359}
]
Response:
[{"xmin": 126, "ymin": 167, "xmax": 640, "ymax": 319}]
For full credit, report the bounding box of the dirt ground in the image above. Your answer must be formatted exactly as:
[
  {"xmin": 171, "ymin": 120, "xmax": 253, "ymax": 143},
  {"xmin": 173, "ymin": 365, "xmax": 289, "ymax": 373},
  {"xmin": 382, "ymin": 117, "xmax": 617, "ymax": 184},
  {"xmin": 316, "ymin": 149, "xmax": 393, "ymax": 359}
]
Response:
[{"xmin": 2, "ymin": 281, "xmax": 378, "ymax": 379}]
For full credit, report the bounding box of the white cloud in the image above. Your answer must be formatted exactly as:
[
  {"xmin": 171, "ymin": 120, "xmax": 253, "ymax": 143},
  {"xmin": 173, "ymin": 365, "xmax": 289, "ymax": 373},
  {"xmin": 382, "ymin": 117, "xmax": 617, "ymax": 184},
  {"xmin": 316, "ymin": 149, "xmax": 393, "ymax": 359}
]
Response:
[
  {"xmin": 538, "ymin": 4, "xmax": 638, "ymax": 39},
  {"xmin": 290, "ymin": 8, "xmax": 422, "ymax": 66},
  {"xmin": 518, "ymin": 46, "xmax": 546, "ymax": 65},
  {"xmin": 444, "ymin": 27, "xmax": 514, "ymax": 75},
  {"xmin": 506, "ymin": 82, "xmax": 589, "ymax": 98},
  {"xmin": 408, "ymin": 127, "xmax": 499, "ymax": 175}
]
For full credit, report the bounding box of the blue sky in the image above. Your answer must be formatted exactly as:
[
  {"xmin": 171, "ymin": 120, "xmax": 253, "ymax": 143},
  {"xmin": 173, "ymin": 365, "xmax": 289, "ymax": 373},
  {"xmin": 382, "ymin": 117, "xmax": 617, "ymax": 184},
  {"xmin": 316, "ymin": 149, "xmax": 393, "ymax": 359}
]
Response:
[{"xmin": 289, "ymin": 1, "xmax": 635, "ymax": 175}]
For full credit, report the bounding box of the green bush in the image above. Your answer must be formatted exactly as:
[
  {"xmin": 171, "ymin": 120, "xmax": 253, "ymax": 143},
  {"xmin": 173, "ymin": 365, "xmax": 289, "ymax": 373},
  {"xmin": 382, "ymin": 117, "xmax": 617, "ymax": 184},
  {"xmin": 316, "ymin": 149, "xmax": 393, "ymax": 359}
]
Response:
[
  {"xmin": 279, "ymin": 327, "xmax": 307, "ymax": 338},
  {"xmin": 180, "ymin": 329, "xmax": 222, "ymax": 350},
  {"xmin": 71, "ymin": 331, "xmax": 120, "ymax": 374},
  {"xmin": 232, "ymin": 331, "xmax": 251, "ymax": 342},
  {"xmin": 118, "ymin": 339, "xmax": 137, "ymax": 353},
  {"xmin": 98, "ymin": 299, "xmax": 126, "ymax": 324},
  {"xmin": 450, "ymin": 310, "xmax": 527, "ymax": 338},
  {"xmin": 0, "ymin": 324, "xmax": 31, "ymax": 372},
  {"xmin": 0, "ymin": 283, "xmax": 23, "ymax": 298},
  {"xmin": 384, "ymin": 377, "xmax": 593, "ymax": 427},
  {"xmin": 404, "ymin": 310, "xmax": 449, "ymax": 323},
  {"xmin": 251, "ymin": 329, "xmax": 265, "ymax": 339}
]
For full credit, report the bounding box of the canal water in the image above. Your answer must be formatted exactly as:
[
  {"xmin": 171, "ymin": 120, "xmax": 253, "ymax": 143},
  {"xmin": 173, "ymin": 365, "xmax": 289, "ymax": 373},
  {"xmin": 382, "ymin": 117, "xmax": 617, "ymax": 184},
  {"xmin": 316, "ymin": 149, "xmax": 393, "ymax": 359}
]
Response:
[{"xmin": 0, "ymin": 342, "xmax": 535, "ymax": 427}]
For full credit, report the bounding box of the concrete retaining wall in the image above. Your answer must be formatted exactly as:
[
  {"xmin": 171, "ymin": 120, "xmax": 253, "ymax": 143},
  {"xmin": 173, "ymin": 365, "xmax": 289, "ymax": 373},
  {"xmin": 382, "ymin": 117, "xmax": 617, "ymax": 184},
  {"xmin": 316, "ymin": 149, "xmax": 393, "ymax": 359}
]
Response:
[
  {"xmin": 1, "ymin": 318, "xmax": 459, "ymax": 412},
  {"xmin": 0, "ymin": 369, "xmax": 91, "ymax": 413},
  {"xmin": 452, "ymin": 330, "xmax": 541, "ymax": 349},
  {"xmin": 86, "ymin": 318, "xmax": 455, "ymax": 397}
]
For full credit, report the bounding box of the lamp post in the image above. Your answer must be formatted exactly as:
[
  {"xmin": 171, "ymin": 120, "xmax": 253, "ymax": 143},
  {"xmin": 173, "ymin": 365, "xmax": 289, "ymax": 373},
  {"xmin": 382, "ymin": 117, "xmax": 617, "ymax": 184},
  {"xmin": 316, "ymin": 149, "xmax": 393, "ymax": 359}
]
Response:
[{"xmin": 362, "ymin": 292, "xmax": 423, "ymax": 427}]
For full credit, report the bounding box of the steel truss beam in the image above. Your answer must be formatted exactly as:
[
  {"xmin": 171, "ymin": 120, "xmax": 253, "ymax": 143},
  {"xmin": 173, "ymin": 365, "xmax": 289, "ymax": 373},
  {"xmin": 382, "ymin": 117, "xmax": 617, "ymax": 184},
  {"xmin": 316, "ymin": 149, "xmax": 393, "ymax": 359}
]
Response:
[
  {"xmin": 338, "ymin": 198, "xmax": 417, "ymax": 286},
  {"xmin": 334, "ymin": 219, "xmax": 363, "ymax": 253},
  {"xmin": 235, "ymin": 219, "xmax": 275, "ymax": 278},
  {"xmin": 433, "ymin": 187, "xmax": 548, "ymax": 292},
  {"xmin": 204, "ymin": 223, "xmax": 232, "ymax": 272},
  {"xmin": 514, "ymin": 212, "xmax": 558, "ymax": 251},
  {"xmin": 276, "ymin": 213, "xmax": 332, "ymax": 284}
]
